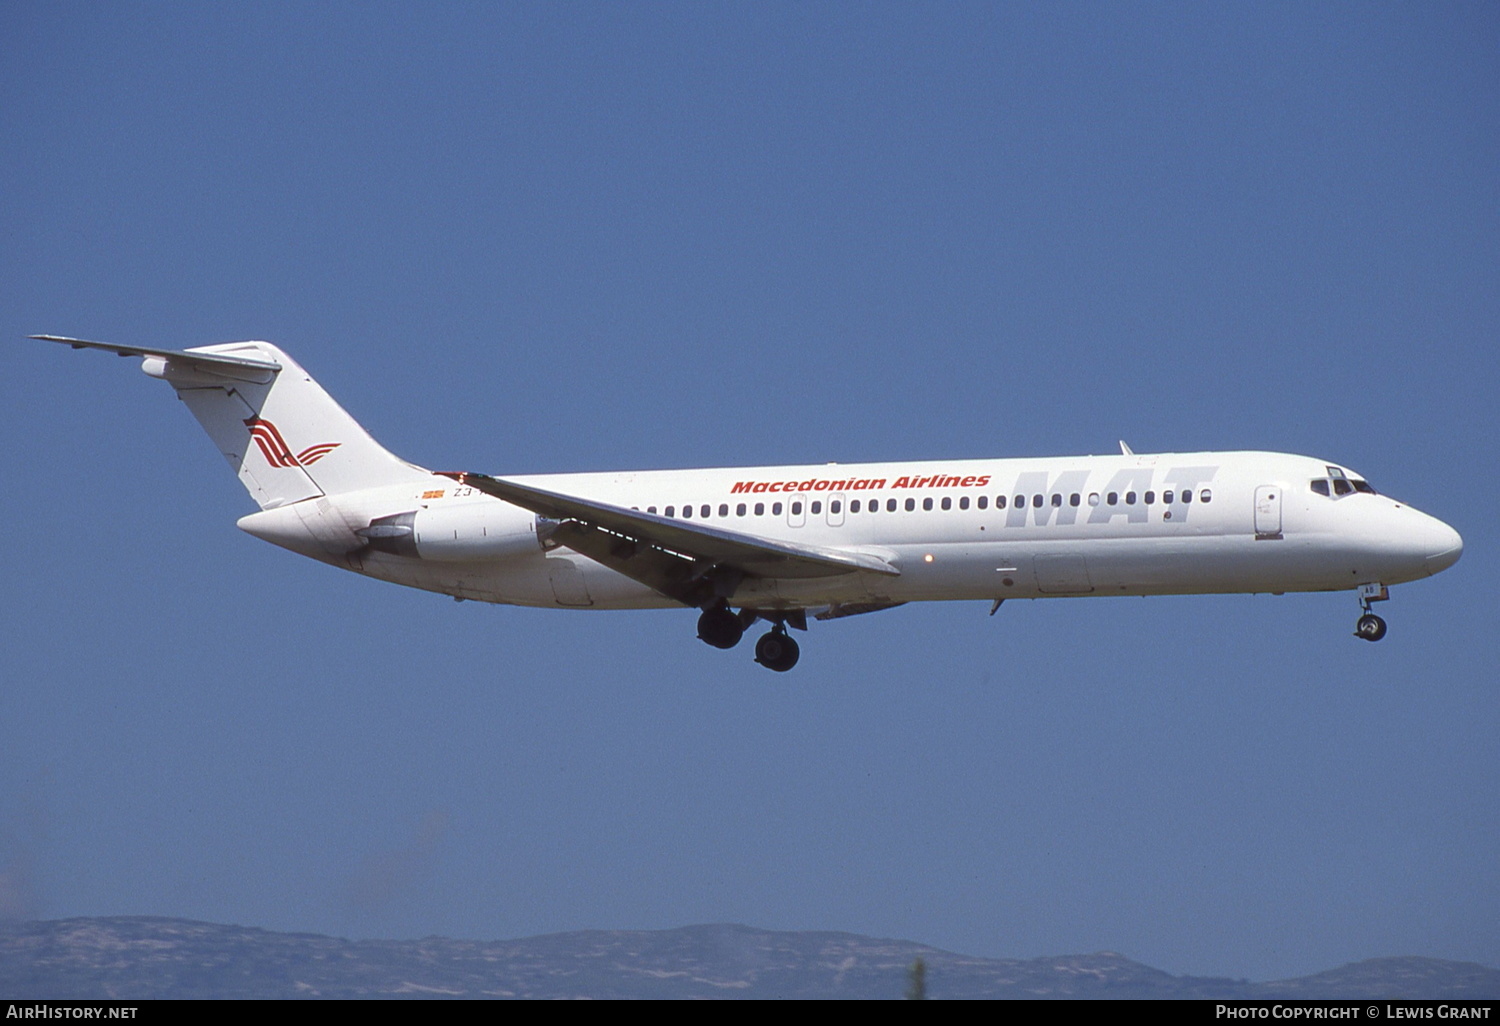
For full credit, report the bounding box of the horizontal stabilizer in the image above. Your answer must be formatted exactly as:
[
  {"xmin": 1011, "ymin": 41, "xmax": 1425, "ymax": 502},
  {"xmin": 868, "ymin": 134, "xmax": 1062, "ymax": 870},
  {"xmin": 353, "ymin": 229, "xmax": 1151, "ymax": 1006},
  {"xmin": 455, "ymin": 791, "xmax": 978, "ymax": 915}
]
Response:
[{"xmin": 30, "ymin": 335, "xmax": 282, "ymax": 381}]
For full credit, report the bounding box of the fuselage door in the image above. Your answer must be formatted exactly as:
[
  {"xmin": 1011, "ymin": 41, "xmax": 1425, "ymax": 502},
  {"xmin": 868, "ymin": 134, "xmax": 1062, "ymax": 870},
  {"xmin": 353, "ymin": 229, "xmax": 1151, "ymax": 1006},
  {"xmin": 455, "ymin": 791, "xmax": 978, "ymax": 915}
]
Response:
[
  {"xmin": 1254, "ymin": 485, "xmax": 1283, "ymax": 540},
  {"xmin": 827, "ymin": 492, "xmax": 846, "ymax": 528},
  {"xmin": 1034, "ymin": 554, "xmax": 1094, "ymax": 593},
  {"xmin": 787, "ymin": 492, "xmax": 807, "ymax": 528},
  {"xmin": 547, "ymin": 555, "xmax": 595, "ymax": 606}
]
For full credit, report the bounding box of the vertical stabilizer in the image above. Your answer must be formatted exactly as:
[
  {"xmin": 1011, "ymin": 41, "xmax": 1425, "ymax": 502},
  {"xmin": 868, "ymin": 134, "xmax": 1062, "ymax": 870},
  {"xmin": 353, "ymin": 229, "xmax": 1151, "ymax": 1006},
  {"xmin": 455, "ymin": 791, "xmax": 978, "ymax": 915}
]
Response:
[
  {"xmin": 153, "ymin": 341, "xmax": 430, "ymax": 508},
  {"xmin": 34, "ymin": 335, "xmax": 431, "ymax": 509}
]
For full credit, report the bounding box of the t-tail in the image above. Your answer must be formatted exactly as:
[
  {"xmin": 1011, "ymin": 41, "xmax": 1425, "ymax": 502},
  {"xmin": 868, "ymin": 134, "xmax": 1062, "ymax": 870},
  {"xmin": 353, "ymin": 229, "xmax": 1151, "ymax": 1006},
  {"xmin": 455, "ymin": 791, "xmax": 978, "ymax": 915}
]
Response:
[{"xmin": 29, "ymin": 335, "xmax": 431, "ymax": 507}]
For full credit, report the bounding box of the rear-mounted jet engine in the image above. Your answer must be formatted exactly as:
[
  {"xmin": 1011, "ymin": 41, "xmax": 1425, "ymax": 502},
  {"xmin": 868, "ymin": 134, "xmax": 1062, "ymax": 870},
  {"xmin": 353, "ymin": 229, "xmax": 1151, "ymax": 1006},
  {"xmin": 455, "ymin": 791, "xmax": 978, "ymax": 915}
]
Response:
[{"xmin": 358, "ymin": 504, "xmax": 546, "ymax": 561}]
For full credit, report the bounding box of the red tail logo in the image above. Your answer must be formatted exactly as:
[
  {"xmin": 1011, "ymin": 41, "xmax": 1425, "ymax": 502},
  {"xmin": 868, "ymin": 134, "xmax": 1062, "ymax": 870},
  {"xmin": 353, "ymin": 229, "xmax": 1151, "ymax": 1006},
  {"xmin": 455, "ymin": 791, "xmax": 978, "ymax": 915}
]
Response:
[{"xmin": 244, "ymin": 418, "xmax": 341, "ymax": 468}]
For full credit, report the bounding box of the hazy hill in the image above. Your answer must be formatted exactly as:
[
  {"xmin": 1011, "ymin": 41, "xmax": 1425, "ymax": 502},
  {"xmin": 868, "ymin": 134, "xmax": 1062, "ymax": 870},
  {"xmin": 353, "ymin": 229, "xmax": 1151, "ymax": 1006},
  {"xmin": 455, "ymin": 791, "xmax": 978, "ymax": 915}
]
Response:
[{"xmin": 1, "ymin": 918, "xmax": 1496, "ymax": 1000}]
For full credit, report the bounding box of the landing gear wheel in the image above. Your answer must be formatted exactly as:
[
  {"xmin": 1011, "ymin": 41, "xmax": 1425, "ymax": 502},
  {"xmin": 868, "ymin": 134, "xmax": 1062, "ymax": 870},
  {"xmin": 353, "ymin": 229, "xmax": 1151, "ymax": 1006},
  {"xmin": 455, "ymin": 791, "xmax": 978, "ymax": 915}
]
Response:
[
  {"xmin": 697, "ymin": 606, "xmax": 745, "ymax": 649},
  {"xmin": 754, "ymin": 630, "xmax": 800, "ymax": 672},
  {"xmin": 1355, "ymin": 613, "xmax": 1387, "ymax": 642}
]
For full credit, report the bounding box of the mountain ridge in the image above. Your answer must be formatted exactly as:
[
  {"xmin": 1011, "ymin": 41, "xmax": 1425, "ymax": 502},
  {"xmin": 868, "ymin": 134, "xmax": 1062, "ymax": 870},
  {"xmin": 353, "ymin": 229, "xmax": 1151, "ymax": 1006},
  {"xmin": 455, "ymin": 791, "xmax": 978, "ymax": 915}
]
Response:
[{"xmin": 2, "ymin": 917, "xmax": 1496, "ymax": 1000}]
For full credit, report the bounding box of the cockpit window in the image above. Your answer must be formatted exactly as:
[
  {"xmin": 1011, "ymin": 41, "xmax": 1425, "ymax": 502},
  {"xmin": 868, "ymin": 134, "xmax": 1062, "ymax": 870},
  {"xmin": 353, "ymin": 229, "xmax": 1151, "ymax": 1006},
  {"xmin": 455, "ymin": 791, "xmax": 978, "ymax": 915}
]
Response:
[{"xmin": 1312, "ymin": 476, "xmax": 1376, "ymax": 497}]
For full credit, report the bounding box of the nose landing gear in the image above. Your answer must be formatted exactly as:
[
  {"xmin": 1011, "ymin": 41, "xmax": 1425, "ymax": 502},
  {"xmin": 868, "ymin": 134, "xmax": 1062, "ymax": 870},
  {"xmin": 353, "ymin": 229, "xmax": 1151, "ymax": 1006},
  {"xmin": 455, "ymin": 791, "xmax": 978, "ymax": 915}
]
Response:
[{"xmin": 1354, "ymin": 583, "xmax": 1389, "ymax": 642}]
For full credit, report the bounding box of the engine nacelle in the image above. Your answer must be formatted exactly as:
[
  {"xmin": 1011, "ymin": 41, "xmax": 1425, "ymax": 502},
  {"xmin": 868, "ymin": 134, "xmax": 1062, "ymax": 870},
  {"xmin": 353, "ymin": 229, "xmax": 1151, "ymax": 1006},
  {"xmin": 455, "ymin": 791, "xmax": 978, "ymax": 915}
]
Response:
[{"xmin": 359, "ymin": 502, "xmax": 544, "ymax": 562}]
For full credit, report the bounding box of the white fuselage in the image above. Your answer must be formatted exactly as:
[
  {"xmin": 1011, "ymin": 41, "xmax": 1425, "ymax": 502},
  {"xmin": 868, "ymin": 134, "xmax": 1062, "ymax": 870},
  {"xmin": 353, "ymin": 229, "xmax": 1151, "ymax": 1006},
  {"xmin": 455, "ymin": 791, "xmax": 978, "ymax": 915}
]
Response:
[
  {"xmin": 240, "ymin": 449, "xmax": 1463, "ymax": 613},
  {"xmin": 32, "ymin": 336, "xmax": 1462, "ymax": 664}
]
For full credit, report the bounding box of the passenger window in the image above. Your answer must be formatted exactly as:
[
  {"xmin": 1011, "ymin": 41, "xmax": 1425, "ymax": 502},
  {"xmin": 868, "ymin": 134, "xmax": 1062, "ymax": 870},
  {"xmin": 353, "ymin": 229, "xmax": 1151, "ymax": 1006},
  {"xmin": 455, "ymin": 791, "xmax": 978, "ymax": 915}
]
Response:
[
  {"xmin": 1050, "ymin": 494, "xmax": 1062, "ymax": 507},
  {"xmin": 830, "ymin": 500, "xmax": 841, "ymax": 514},
  {"xmin": 1015, "ymin": 495, "xmax": 1024, "ymax": 509},
  {"xmin": 1200, "ymin": 489, "xmax": 1211, "ymax": 503},
  {"xmin": 904, "ymin": 498, "xmax": 916, "ymax": 512},
  {"xmin": 791, "ymin": 502, "xmax": 803, "ymax": 515},
  {"xmin": 977, "ymin": 496, "xmax": 988, "ymax": 510},
  {"xmin": 1107, "ymin": 492, "xmax": 1118, "ymax": 505},
  {"xmin": 665, "ymin": 506, "xmax": 676, "ymax": 518},
  {"xmin": 682, "ymin": 505, "xmax": 691, "ymax": 518},
  {"xmin": 938, "ymin": 496, "xmax": 950, "ymax": 511},
  {"xmin": 736, "ymin": 503, "xmax": 746, "ymax": 516},
  {"xmin": 922, "ymin": 497, "xmax": 933, "ymax": 511},
  {"xmin": 1088, "ymin": 493, "xmax": 1100, "ymax": 506},
  {"xmin": 887, "ymin": 498, "xmax": 897, "ymax": 512},
  {"xmin": 955, "ymin": 496, "xmax": 965, "ymax": 510},
  {"xmin": 718, "ymin": 504, "xmax": 729, "ymax": 517},
  {"xmin": 994, "ymin": 495, "xmax": 1005, "ymax": 509},
  {"xmin": 1069, "ymin": 493, "xmax": 1080, "ymax": 507},
  {"xmin": 1182, "ymin": 490, "xmax": 1191, "ymax": 504},
  {"xmin": 754, "ymin": 502, "xmax": 765, "ymax": 516},
  {"xmin": 1163, "ymin": 490, "xmax": 1174, "ymax": 504},
  {"xmin": 773, "ymin": 502, "xmax": 783, "ymax": 515},
  {"xmin": 701, "ymin": 505, "xmax": 711, "ymax": 518},
  {"xmin": 810, "ymin": 501, "xmax": 822, "ymax": 514},
  {"xmin": 1031, "ymin": 494, "xmax": 1042, "ymax": 508},
  {"xmin": 648, "ymin": 506, "xmax": 657, "ymax": 514},
  {"xmin": 1144, "ymin": 491, "xmax": 1155, "ymax": 504},
  {"xmin": 1311, "ymin": 480, "xmax": 1330, "ymax": 496},
  {"xmin": 1125, "ymin": 491, "xmax": 1137, "ymax": 505}
]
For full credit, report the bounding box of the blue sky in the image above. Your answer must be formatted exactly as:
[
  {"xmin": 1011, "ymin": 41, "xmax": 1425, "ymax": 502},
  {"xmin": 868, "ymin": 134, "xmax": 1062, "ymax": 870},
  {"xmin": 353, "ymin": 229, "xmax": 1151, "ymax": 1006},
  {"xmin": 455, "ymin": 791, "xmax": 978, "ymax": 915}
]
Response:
[{"xmin": 2, "ymin": 1, "xmax": 1496, "ymax": 983}]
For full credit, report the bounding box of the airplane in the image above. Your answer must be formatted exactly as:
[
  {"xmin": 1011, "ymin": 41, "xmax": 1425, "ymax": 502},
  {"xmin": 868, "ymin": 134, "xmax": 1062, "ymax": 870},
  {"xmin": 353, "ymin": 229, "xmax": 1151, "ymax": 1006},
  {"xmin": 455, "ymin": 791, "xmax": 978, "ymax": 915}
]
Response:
[{"xmin": 29, "ymin": 334, "xmax": 1463, "ymax": 671}]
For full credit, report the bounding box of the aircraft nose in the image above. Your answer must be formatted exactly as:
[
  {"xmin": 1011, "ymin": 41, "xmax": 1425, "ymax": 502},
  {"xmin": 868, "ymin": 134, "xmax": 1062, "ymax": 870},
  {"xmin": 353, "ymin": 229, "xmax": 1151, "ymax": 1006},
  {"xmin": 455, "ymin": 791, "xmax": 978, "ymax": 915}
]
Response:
[{"xmin": 1424, "ymin": 519, "xmax": 1463, "ymax": 576}]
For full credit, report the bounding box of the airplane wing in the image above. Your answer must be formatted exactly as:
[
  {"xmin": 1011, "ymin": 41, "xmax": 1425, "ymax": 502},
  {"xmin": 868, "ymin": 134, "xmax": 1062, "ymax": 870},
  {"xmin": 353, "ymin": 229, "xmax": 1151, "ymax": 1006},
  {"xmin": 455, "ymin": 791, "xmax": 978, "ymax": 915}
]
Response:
[
  {"xmin": 443, "ymin": 472, "xmax": 899, "ymax": 608},
  {"xmin": 29, "ymin": 335, "xmax": 281, "ymax": 381}
]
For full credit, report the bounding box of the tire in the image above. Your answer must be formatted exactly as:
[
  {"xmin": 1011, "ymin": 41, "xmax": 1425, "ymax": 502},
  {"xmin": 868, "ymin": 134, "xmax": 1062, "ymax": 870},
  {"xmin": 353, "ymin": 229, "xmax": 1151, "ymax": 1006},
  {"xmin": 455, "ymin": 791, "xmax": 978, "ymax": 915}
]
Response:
[
  {"xmin": 697, "ymin": 607, "xmax": 744, "ymax": 649},
  {"xmin": 755, "ymin": 631, "xmax": 800, "ymax": 672}
]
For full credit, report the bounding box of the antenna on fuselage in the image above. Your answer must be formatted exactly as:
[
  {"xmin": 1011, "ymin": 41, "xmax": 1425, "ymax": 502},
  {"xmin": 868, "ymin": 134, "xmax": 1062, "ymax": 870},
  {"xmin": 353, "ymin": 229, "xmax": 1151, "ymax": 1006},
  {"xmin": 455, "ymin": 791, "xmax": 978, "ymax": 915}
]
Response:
[{"xmin": 1119, "ymin": 440, "xmax": 1134, "ymax": 456}]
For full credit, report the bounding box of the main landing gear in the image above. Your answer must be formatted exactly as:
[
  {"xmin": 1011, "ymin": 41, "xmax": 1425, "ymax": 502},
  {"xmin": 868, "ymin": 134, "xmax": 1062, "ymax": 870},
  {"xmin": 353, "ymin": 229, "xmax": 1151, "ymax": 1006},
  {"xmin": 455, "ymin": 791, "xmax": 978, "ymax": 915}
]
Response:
[
  {"xmin": 753, "ymin": 625, "xmax": 800, "ymax": 673},
  {"xmin": 696, "ymin": 603, "xmax": 802, "ymax": 671},
  {"xmin": 696, "ymin": 605, "xmax": 745, "ymax": 650},
  {"xmin": 1354, "ymin": 583, "xmax": 1389, "ymax": 642}
]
